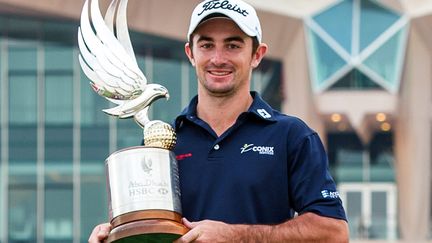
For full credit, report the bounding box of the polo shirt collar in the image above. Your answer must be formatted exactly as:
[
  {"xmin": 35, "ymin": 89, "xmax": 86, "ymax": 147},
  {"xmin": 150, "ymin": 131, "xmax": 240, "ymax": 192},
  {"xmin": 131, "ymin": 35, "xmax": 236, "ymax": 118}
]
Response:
[
  {"xmin": 175, "ymin": 91, "xmax": 276, "ymax": 129},
  {"xmin": 247, "ymin": 91, "xmax": 277, "ymax": 122}
]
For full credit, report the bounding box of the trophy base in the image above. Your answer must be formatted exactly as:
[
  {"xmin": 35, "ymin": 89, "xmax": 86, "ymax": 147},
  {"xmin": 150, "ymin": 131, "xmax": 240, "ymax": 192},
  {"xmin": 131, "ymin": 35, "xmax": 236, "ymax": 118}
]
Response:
[{"xmin": 106, "ymin": 219, "xmax": 189, "ymax": 243}]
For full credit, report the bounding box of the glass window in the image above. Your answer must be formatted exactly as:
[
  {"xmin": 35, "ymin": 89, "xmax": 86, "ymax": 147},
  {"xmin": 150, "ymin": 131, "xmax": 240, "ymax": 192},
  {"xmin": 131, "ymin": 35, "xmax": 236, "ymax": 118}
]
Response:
[
  {"xmin": 369, "ymin": 133, "xmax": 395, "ymax": 182},
  {"xmin": 80, "ymin": 168, "xmax": 107, "ymax": 243},
  {"xmin": 117, "ymin": 119, "xmax": 142, "ymax": 149},
  {"xmin": 313, "ymin": 0, "xmax": 353, "ymax": 53},
  {"xmin": 8, "ymin": 132, "xmax": 38, "ymax": 243},
  {"xmin": 45, "ymin": 126, "xmax": 73, "ymax": 163},
  {"xmin": 307, "ymin": 0, "xmax": 406, "ymax": 93},
  {"xmin": 258, "ymin": 60, "xmax": 282, "ymax": 110},
  {"xmin": 328, "ymin": 132, "xmax": 395, "ymax": 183},
  {"xmin": 8, "ymin": 186, "xmax": 37, "ymax": 242},
  {"xmin": 8, "ymin": 45, "xmax": 37, "ymax": 72},
  {"xmin": 8, "ymin": 44, "xmax": 37, "ymax": 71},
  {"xmin": 345, "ymin": 191, "xmax": 363, "ymax": 239},
  {"xmin": 80, "ymin": 74, "xmax": 95, "ymax": 126},
  {"xmin": 329, "ymin": 69, "xmax": 383, "ymax": 90},
  {"xmin": 308, "ymin": 29, "xmax": 348, "ymax": 90},
  {"xmin": 45, "ymin": 45, "xmax": 73, "ymax": 71},
  {"xmin": 9, "ymin": 125, "xmax": 37, "ymax": 163},
  {"xmin": 9, "ymin": 46, "xmax": 37, "ymax": 124},
  {"xmin": 80, "ymin": 125, "xmax": 109, "ymax": 162},
  {"xmin": 4, "ymin": 18, "xmax": 41, "ymax": 41},
  {"xmin": 340, "ymin": 184, "xmax": 398, "ymax": 240},
  {"xmin": 328, "ymin": 133, "xmax": 363, "ymax": 182},
  {"xmin": 80, "ymin": 43, "xmax": 109, "ymax": 240},
  {"xmin": 9, "ymin": 75, "xmax": 37, "ymax": 124},
  {"xmin": 8, "ymin": 125, "xmax": 37, "ymax": 242},
  {"xmin": 370, "ymin": 191, "xmax": 388, "ymax": 239},
  {"xmin": 251, "ymin": 61, "xmax": 279, "ymax": 95},
  {"xmin": 7, "ymin": 41, "xmax": 39, "ymax": 243},
  {"xmin": 359, "ymin": 0, "xmax": 400, "ymax": 51},
  {"xmin": 151, "ymin": 58, "xmax": 182, "ymax": 123},
  {"xmin": 45, "ymin": 45, "xmax": 74, "ymax": 124},
  {"xmin": 0, "ymin": 15, "xmax": 5, "ymax": 32},
  {"xmin": 44, "ymin": 185, "xmax": 73, "ymax": 243},
  {"xmin": 43, "ymin": 22, "xmax": 77, "ymax": 46},
  {"xmin": 362, "ymin": 28, "xmax": 406, "ymax": 91},
  {"xmin": 45, "ymin": 75, "xmax": 73, "ymax": 124}
]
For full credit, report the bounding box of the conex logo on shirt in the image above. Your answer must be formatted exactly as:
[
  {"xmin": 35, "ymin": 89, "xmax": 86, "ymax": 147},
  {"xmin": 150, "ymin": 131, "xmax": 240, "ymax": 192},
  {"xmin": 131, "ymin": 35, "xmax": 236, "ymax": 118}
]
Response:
[{"xmin": 240, "ymin": 144, "xmax": 274, "ymax": 155}]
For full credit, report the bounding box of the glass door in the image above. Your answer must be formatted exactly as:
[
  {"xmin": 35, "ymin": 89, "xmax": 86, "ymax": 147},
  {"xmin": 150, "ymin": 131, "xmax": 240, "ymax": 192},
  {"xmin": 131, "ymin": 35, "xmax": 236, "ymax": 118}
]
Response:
[{"xmin": 339, "ymin": 183, "xmax": 397, "ymax": 240}]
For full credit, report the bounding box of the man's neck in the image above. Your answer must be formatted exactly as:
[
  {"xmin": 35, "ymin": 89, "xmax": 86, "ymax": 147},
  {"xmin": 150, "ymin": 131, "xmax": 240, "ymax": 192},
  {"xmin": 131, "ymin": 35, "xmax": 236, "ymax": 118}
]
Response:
[{"xmin": 196, "ymin": 90, "xmax": 253, "ymax": 137}]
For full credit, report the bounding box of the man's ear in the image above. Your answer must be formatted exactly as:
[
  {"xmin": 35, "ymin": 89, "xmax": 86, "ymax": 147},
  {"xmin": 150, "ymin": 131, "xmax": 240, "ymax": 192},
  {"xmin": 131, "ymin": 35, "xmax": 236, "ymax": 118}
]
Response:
[
  {"xmin": 251, "ymin": 43, "xmax": 268, "ymax": 68},
  {"xmin": 185, "ymin": 42, "xmax": 196, "ymax": 66}
]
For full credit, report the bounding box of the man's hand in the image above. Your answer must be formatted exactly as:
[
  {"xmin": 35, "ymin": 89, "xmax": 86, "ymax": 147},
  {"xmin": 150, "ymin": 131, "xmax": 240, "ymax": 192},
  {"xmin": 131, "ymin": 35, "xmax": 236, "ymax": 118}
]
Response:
[
  {"xmin": 88, "ymin": 223, "xmax": 111, "ymax": 243},
  {"xmin": 174, "ymin": 218, "xmax": 238, "ymax": 243},
  {"xmin": 174, "ymin": 213, "xmax": 348, "ymax": 243}
]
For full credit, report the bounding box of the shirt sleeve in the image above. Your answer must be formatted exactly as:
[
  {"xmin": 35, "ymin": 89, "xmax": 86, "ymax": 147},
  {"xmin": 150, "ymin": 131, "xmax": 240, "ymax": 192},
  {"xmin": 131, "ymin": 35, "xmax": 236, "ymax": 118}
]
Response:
[{"xmin": 288, "ymin": 133, "xmax": 347, "ymax": 221}]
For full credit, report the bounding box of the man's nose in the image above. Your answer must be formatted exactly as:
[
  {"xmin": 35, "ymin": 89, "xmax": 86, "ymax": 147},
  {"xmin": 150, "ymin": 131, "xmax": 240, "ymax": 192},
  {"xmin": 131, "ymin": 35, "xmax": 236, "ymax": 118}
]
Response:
[{"xmin": 210, "ymin": 48, "xmax": 226, "ymax": 65}]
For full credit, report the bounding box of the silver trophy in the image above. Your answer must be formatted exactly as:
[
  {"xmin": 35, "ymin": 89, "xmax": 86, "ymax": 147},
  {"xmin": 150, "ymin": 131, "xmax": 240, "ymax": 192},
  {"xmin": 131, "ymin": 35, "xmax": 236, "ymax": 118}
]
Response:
[{"xmin": 78, "ymin": 0, "xmax": 188, "ymax": 242}]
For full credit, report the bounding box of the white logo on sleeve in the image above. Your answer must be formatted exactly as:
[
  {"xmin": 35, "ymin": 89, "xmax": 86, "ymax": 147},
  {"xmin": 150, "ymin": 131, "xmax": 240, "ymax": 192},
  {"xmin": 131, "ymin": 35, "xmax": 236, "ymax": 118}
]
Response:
[
  {"xmin": 240, "ymin": 144, "xmax": 274, "ymax": 155},
  {"xmin": 321, "ymin": 190, "xmax": 340, "ymax": 199},
  {"xmin": 257, "ymin": 109, "xmax": 271, "ymax": 119}
]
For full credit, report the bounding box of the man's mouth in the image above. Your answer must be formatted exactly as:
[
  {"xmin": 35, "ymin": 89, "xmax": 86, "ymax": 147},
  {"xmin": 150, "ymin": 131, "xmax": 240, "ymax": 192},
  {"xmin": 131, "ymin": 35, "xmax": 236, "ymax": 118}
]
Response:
[{"xmin": 208, "ymin": 70, "xmax": 232, "ymax": 76}]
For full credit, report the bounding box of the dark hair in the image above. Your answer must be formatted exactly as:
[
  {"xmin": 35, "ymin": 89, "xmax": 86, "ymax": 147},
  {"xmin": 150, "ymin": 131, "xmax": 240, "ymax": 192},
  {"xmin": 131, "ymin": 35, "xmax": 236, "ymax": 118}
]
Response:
[{"xmin": 251, "ymin": 37, "xmax": 259, "ymax": 55}]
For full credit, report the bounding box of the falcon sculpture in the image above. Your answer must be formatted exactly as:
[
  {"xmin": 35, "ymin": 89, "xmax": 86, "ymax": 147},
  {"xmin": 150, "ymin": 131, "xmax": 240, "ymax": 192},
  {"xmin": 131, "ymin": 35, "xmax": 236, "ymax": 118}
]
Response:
[{"xmin": 77, "ymin": 0, "xmax": 169, "ymax": 129}]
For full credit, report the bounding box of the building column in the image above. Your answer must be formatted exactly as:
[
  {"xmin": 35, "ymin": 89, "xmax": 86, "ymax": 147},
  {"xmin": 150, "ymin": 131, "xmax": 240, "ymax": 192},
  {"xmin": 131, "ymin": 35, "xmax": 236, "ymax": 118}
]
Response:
[{"xmin": 395, "ymin": 24, "xmax": 431, "ymax": 241}]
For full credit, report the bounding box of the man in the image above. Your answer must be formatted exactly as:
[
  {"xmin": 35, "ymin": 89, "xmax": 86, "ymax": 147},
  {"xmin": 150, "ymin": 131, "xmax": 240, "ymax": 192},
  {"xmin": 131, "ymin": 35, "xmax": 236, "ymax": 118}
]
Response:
[{"xmin": 89, "ymin": 0, "xmax": 349, "ymax": 242}]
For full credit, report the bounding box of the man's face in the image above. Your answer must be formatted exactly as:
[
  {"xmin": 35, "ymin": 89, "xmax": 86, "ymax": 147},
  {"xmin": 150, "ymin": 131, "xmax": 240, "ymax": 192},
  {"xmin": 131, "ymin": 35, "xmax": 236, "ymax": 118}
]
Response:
[{"xmin": 185, "ymin": 18, "xmax": 266, "ymax": 97}]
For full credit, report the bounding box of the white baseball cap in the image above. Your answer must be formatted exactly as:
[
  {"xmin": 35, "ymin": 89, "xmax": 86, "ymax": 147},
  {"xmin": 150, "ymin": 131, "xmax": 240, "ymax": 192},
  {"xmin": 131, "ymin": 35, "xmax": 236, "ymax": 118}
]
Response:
[{"xmin": 187, "ymin": 0, "xmax": 262, "ymax": 43}]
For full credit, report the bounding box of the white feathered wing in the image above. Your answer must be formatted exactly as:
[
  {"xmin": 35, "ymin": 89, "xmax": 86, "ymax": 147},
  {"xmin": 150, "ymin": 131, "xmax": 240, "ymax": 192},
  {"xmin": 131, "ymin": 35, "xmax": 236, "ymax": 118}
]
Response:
[{"xmin": 77, "ymin": 0, "xmax": 169, "ymax": 128}]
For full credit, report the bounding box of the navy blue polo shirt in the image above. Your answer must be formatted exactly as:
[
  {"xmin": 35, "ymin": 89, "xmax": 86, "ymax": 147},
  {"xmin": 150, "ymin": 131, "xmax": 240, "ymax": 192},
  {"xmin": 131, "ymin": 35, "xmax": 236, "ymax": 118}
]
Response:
[{"xmin": 173, "ymin": 92, "xmax": 346, "ymax": 224}]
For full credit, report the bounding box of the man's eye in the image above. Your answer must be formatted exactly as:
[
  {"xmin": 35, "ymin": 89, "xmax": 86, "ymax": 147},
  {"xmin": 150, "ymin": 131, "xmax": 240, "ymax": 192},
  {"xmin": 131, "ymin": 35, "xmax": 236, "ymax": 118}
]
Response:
[
  {"xmin": 227, "ymin": 44, "xmax": 240, "ymax": 49},
  {"xmin": 200, "ymin": 43, "xmax": 213, "ymax": 49}
]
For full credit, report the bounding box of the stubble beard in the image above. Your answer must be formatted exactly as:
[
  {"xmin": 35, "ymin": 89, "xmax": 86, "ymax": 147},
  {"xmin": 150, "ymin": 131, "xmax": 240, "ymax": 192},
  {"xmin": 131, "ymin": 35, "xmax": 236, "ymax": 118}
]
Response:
[
  {"xmin": 197, "ymin": 65, "xmax": 237, "ymax": 97},
  {"xmin": 199, "ymin": 76, "xmax": 239, "ymax": 98}
]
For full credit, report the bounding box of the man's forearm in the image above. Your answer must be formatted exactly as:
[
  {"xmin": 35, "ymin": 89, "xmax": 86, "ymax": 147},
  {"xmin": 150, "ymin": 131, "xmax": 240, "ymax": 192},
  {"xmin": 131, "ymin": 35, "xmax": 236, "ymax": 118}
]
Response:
[{"xmin": 232, "ymin": 213, "xmax": 349, "ymax": 243}]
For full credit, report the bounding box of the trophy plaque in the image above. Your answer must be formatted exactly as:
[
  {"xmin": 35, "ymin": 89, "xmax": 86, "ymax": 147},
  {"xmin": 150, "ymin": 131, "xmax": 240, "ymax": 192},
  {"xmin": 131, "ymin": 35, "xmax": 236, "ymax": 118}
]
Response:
[{"xmin": 77, "ymin": 0, "xmax": 188, "ymax": 242}]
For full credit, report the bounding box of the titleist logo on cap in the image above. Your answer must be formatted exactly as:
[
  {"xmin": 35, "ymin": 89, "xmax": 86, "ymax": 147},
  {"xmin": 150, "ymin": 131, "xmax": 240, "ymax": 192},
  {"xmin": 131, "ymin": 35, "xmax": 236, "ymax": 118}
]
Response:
[{"xmin": 198, "ymin": 0, "xmax": 249, "ymax": 17}]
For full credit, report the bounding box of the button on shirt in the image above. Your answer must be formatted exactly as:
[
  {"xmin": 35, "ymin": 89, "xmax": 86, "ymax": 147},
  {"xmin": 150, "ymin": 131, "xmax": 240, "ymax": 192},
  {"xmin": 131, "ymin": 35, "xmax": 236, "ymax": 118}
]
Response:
[{"xmin": 174, "ymin": 92, "xmax": 346, "ymax": 224}]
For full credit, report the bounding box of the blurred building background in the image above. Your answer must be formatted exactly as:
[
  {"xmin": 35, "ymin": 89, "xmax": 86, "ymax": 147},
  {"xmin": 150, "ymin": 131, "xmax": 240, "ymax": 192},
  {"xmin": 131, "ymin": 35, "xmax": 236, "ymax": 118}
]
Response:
[{"xmin": 0, "ymin": 0, "xmax": 430, "ymax": 242}]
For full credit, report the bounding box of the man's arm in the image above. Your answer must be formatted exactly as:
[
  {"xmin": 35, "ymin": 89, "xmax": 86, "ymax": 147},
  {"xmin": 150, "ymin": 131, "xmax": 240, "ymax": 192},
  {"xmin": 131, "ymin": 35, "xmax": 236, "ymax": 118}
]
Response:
[{"xmin": 174, "ymin": 212, "xmax": 349, "ymax": 243}]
